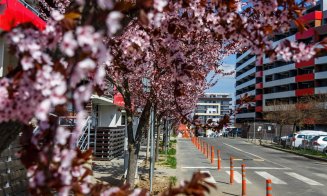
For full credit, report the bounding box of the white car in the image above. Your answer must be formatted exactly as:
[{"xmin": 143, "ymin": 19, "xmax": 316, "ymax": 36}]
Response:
[
  {"xmin": 315, "ymin": 136, "xmax": 327, "ymax": 154},
  {"xmin": 292, "ymin": 130, "xmax": 327, "ymax": 148}
]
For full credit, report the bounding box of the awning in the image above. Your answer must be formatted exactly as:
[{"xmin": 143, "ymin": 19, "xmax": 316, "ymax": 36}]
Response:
[{"xmin": 0, "ymin": 0, "xmax": 46, "ymax": 31}]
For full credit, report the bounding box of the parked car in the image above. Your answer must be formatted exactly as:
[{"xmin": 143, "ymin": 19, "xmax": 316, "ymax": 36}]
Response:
[
  {"xmin": 222, "ymin": 127, "xmax": 234, "ymax": 137},
  {"xmin": 307, "ymin": 135, "xmax": 327, "ymax": 150},
  {"xmin": 312, "ymin": 136, "xmax": 327, "ymax": 154},
  {"xmin": 292, "ymin": 130, "xmax": 327, "ymax": 148},
  {"xmin": 228, "ymin": 128, "xmax": 242, "ymax": 137}
]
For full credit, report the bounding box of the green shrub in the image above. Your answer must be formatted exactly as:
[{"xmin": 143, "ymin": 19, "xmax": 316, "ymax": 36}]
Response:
[
  {"xmin": 165, "ymin": 156, "xmax": 177, "ymax": 169},
  {"xmin": 167, "ymin": 148, "xmax": 176, "ymax": 155},
  {"xmin": 169, "ymin": 176, "xmax": 177, "ymax": 186}
]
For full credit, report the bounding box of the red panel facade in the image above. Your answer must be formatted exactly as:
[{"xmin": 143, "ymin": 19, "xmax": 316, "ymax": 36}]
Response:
[
  {"xmin": 255, "ymin": 94, "xmax": 263, "ymax": 101},
  {"xmin": 255, "ymin": 82, "xmax": 263, "ymax": 89},
  {"xmin": 255, "ymin": 106, "xmax": 263, "ymax": 112},
  {"xmin": 295, "ymin": 88, "xmax": 314, "ymax": 96},
  {"xmin": 295, "ymin": 58, "xmax": 314, "ymax": 68},
  {"xmin": 295, "ymin": 28, "xmax": 315, "ymax": 40},
  {"xmin": 298, "ymin": 11, "xmax": 322, "ymax": 22},
  {"xmin": 255, "ymin": 71, "xmax": 263, "ymax": 77},
  {"xmin": 295, "ymin": 73, "xmax": 314, "ymax": 82}
]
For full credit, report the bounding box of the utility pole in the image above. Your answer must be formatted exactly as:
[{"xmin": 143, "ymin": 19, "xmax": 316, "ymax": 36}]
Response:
[
  {"xmin": 149, "ymin": 107, "xmax": 155, "ymax": 193},
  {"xmin": 123, "ymin": 113, "xmax": 128, "ymax": 179},
  {"xmin": 145, "ymin": 119, "xmax": 150, "ymax": 165}
]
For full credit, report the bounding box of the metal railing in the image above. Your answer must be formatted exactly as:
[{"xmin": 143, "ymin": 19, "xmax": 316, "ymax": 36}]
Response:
[
  {"xmin": 77, "ymin": 116, "xmax": 92, "ymax": 151},
  {"xmin": 18, "ymin": 0, "xmax": 41, "ymax": 16}
]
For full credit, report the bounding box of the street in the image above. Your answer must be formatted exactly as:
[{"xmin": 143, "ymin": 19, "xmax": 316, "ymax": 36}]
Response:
[{"xmin": 177, "ymin": 137, "xmax": 327, "ymax": 196}]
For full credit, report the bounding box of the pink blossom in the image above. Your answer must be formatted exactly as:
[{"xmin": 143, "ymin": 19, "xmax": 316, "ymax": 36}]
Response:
[
  {"xmin": 35, "ymin": 99, "xmax": 51, "ymax": 121},
  {"xmin": 21, "ymin": 56, "xmax": 34, "ymax": 70},
  {"xmin": 51, "ymin": 10, "xmax": 64, "ymax": 21},
  {"xmin": 106, "ymin": 11, "xmax": 123, "ymax": 36},
  {"xmin": 55, "ymin": 127, "xmax": 71, "ymax": 145},
  {"xmin": 97, "ymin": 0, "xmax": 114, "ymax": 9},
  {"xmin": 60, "ymin": 31, "xmax": 78, "ymax": 57},
  {"xmin": 154, "ymin": 0, "xmax": 167, "ymax": 12}
]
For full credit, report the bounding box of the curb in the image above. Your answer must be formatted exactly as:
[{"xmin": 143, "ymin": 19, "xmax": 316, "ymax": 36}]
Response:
[{"xmin": 261, "ymin": 144, "xmax": 327, "ymax": 162}]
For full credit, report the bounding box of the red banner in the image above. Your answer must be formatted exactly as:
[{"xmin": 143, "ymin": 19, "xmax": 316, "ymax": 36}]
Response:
[
  {"xmin": 0, "ymin": 0, "xmax": 46, "ymax": 31},
  {"xmin": 113, "ymin": 92, "xmax": 125, "ymax": 107}
]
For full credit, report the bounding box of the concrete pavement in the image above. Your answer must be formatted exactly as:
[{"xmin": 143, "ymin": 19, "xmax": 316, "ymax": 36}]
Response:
[{"xmin": 177, "ymin": 137, "xmax": 327, "ymax": 196}]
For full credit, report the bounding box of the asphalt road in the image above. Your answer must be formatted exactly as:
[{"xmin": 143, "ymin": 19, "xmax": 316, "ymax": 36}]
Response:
[{"xmin": 177, "ymin": 137, "xmax": 327, "ymax": 196}]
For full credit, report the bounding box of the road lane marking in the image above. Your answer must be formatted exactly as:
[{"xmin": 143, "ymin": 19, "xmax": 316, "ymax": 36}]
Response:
[
  {"xmin": 255, "ymin": 171, "xmax": 287, "ymax": 184},
  {"xmin": 200, "ymin": 171, "xmax": 217, "ymax": 184},
  {"xmin": 213, "ymin": 158, "xmax": 264, "ymax": 161},
  {"xmin": 223, "ymin": 143, "xmax": 290, "ymax": 169},
  {"xmin": 223, "ymin": 143, "xmax": 265, "ymax": 161},
  {"xmin": 225, "ymin": 171, "xmax": 252, "ymax": 184},
  {"xmin": 285, "ymin": 172, "xmax": 323, "ymax": 186},
  {"xmin": 181, "ymin": 166, "xmax": 291, "ymax": 170},
  {"xmin": 314, "ymin": 173, "xmax": 327, "ymax": 180}
]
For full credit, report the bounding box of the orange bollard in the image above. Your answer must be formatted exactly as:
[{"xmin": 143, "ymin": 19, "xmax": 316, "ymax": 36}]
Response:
[
  {"xmin": 217, "ymin": 150, "xmax": 221, "ymax": 171},
  {"xmin": 266, "ymin": 179, "xmax": 272, "ymax": 196},
  {"xmin": 211, "ymin": 146, "xmax": 214, "ymax": 164},
  {"xmin": 242, "ymin": 164, "xmax": 246, "ymax": 196},
  {"xmin": 197, "ymin": 138, "xmax": 200, "ymax": 150},
  {"xmin": 207, "ymin": 144, "xmax": 209, "ymax": 159},
  {"xmin": 230, "ymin": 156, "xmax": 234, "ymax": 184}
]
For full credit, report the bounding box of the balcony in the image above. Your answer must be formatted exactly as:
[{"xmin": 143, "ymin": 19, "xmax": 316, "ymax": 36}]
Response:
[
  {"xmin": 295, "ymin": 88, "xmax": 314, "ymax": 96},
  {"xmin": 315, "ymin": 86, "xmax": 327, "ymax": 94},
  {"xmin": 315, "ymin": 71, "xmax": 327, "ymax": 80},
  {"xmin": 236, "ymin": 112, "xmax": 256, "ymax": 119},
  {"xmin": 264, "ymin": 77, "xmax": 295, "ymax": 88},
  {"xmin": 295, "ymin": 73, "xmax": 314, "ymax": 82},
  {"xmin": 236, "ymin": 67, "xmax": 256, "ymax": 81},
  {"xmin": 315, "ymin": 56, "xmax": 327, "ymax": 64},
  {"xmin": 263, "ymin": 91, "xmax": 295, "ymax": 100},
  {"xmin": 236, "ymin": 78, "xmax": 256, "ymax": 91},
  {"xmin": 236, "ymin": 56, "xmax": 256, "ymax": 72}
]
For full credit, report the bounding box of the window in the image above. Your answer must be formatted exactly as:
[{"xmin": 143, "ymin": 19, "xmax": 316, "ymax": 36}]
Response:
[
  {"xmin": 323, "ymin": 137, "xmax": 327, "ymax": 141},
  {"xmin": 297, "ymin": 135, "xmax": 305, "ymax": 138}
]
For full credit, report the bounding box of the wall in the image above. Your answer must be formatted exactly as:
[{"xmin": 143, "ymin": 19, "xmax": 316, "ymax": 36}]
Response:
[{"xmin": 98, "ymin": 105, "xmax": 123, "ymax": 127}]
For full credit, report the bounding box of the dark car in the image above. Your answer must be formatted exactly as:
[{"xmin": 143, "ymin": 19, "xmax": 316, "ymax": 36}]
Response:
[{"xmin": 228, "ymin": 128, "xmax": 242, "ymax": 137}]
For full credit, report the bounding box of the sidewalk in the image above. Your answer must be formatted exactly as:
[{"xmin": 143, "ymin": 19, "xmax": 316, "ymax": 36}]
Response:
[
  {"xmin": 92, "ymin": 145, "xmax": 177, "ymax": 191},
  {"xmin": 92, "ymin": 146, "xmax": 147, "ymax": 186}
]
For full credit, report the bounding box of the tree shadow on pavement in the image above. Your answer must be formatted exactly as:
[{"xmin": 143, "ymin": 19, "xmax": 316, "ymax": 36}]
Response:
[{"xmin": 92, "ymin": 161, "xmax": 125, "ymax": 187}]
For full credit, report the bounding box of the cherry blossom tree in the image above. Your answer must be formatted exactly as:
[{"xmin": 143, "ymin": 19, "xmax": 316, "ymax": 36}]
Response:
[{"xmin": 0, "ymin": 0, "xmax": 322, "ymax": 195}]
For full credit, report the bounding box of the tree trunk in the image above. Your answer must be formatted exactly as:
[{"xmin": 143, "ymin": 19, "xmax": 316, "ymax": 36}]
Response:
[
  {"xmin": 0, "ymin": 121, "xmax": 23, "ymax": 154},
  {"xmin": 126, "ymin": 142, "xmax": 140, "ymax": 187},
  {"xmin": 125, "ymin": 99, "xmax": 152, "ymax": 187},
  {"xmin": 278, "ymin": 124, "xmax": 283, "ymax": 145},
  {"xmin": 155, "ymin": 122, "xmax": 160, "ymax": 162}
]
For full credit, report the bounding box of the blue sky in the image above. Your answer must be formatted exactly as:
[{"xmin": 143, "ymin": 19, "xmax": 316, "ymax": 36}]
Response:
[{"xmin": 206, "ymin": 55, "xmax": 236, "ymax": 97}]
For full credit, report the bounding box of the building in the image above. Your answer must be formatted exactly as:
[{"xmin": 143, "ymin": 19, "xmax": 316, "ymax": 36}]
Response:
[
  {"xmin": 194, "ymin": 93, "xmax": 232, "ymax": 123},
  {"xmin": 235, "ymin": 0, "xmax": 327, "ymax": 130}
]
